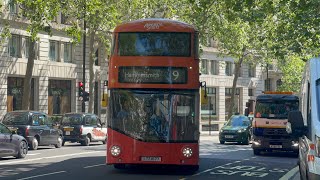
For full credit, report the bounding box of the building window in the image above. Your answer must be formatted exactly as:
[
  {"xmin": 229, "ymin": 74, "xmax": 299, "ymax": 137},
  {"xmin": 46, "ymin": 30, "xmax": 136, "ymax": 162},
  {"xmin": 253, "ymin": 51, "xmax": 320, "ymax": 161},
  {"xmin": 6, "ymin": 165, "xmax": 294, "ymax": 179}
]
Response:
[
  {"xmin": 94, "ymin": 48, "xmax": 99, "ymax": 66},
  {"xmin": 64, "ymin": 42, "xmax": 72, "ymax": 63},
  {"xmin": 248, "ymin": 88, "xmax": 254, "ymax": 96},
  {"xmin": 201, "ymin": 59, "xmax": 208, "ymax": 74},
  {"xmin": 225, "ymin": 61, "xmax": 233, "ymax": 76},
  {"xmin": 248, "ymin": 64, "xmax": 256, "ymax": 77},
  {"xmin": 9, "ymin": 0, "xmax": 18, "ymax": 14},
  {"xmin": 49, "ymin": 40, "xmax": 59, "ymax": 61},
  {"xmin": 7, "ymin": 77, "xmax": 35, "ymax": 111},
  {"xmin": 210, "ymin": 60, "xmax": 219, "ymax": 75},
  {"xmin": 23, "ymin": 37, "xmax": 39, "ymax": 59},
  {"xmin": 265, "ymin": 78, "xmax": 272, "ymax": 91},
  {"xmin": 9, "ymin": 34, "xmax": 20, "ymax": 58},
  {"xmin": 276, "ymin": 79, "xmax": 282, "ymax": 90},
  {"xmin": 61, "ymin": 13, "xmax": 68, "ymax": 24},
  {"xmin": 225, "ymin": 88, "xmax": 241, "ymax": 116},
  {"xmin": 201, "ymin": 87, "xmax": 217, "ymax": 115}
]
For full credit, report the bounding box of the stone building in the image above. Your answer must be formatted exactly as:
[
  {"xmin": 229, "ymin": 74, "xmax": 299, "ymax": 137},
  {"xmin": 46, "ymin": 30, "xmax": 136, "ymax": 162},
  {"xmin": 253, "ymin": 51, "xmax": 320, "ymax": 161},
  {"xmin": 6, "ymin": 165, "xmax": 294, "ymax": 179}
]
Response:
[
  {"xmin": 199, "ymin": 45, "xmax": 282, "ymax": 133},
  {"xmin": 0, "ymin": 2, "xmax": 108, "ymax": 121}
]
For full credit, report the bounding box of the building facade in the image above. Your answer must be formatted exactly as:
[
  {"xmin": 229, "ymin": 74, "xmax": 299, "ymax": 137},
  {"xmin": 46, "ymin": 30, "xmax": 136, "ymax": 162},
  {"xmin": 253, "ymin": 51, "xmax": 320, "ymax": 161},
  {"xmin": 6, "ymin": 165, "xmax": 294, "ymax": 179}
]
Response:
[
  {"xmin": 199, "ymin": 46, "xmax": 282, "ymax": 133},
  {"xmin": 0, "ymin": 4, "xmax": 108, "ymax": 121}
]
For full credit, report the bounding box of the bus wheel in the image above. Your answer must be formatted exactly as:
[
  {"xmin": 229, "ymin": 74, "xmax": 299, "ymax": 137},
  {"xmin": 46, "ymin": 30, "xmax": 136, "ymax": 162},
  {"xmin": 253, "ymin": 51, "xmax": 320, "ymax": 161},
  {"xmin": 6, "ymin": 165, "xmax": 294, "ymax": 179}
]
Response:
[
  {"xmin": 220, "ymin": 141, "xmax": 225, "ymax": 144},
  {"xmin": 253, "ymin": 149, "xmax": 261, "ymax": 155},
  {"xmin": 188, "ymin": 165, "xmax": 199, "ymax": 173},
  {"xmin": 114, "ymin": 164, "xmax": 125, "ymax": 169}
]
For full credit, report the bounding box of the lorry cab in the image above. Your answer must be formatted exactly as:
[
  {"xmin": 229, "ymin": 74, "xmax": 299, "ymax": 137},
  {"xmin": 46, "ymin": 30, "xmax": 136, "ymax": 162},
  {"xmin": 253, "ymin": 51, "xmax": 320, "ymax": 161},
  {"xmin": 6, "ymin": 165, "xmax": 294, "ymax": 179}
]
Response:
[
  {"xmin": 290, "ymin": 58, "xmax": 320, "ymax": 180},
  {"xmin": 251, "ymin": 92, "xmax": 300, "ymax": 155}
]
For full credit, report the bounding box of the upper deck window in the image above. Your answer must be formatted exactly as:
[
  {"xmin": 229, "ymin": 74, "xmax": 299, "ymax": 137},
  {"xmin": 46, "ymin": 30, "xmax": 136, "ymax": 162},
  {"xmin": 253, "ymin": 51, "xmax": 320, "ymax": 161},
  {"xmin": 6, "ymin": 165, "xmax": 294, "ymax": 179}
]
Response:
[{"xmin": 118, "ymin": 32, "xmax": 191, "ymax": 57}]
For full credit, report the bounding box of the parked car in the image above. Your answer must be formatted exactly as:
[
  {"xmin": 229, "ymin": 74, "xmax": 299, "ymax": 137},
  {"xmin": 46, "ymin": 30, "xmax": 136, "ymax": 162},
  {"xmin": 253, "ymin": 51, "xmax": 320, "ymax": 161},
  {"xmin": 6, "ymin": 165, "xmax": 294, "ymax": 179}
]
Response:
[
  {"xmin": 0, "ymin": 122, "xmax": 28, "ymax": 158},
  {"xmin": 1, "ymin": 111, "xmax": 63, "ymax": 150},
  {"xmin": 219, "ymin": 115, "xmax": 252, "ymax": 145},
  {"xmin": 60, "ymin": 113, "xmax": 107, "ymax": 146}
]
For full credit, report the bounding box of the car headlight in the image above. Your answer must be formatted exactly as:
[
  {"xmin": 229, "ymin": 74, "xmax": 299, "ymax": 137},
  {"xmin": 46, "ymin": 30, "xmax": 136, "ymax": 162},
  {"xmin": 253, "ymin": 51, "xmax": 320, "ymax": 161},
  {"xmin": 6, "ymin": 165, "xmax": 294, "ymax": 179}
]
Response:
[
  {"xmin": 238, "ymin": 129, "xmax": 245, "ymax": 133},
  {"xmin": 110, "ymin": 145, "xmax": 121, "ymax": 157},
  {"xmin": 182, "ymin": 147, "xmax": 193, "ymax": 158},
  {"xmin": 220, "ymin": 129, "xmax": 224, "ymax": 133}
]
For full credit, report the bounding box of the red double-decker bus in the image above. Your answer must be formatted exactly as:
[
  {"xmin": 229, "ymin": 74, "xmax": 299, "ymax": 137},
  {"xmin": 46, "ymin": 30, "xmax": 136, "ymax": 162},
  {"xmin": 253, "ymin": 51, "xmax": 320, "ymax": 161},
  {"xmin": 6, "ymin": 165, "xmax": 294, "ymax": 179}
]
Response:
[{"xmin": 106, "ymin": 19, "xmax": 200, "ymax": 171}]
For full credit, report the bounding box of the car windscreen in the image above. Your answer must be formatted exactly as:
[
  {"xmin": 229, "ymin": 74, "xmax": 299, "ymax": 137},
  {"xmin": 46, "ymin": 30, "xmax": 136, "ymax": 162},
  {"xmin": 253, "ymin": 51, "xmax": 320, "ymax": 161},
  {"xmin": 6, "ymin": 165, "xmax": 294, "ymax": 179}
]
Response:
[
  {"xmin": 226, "ymin": 116, "xmax": 250, "ymax": 127},
  {"xmin": 118, "ymin": 32, "xmax": 191, "ymax": 56},
  {"xmin": 61, "ymin": 114, "xmax": 83, "ymax": 125},
  {"xmin": 2, "ymin": 112, "xmax": 29, "ymax": 125}
]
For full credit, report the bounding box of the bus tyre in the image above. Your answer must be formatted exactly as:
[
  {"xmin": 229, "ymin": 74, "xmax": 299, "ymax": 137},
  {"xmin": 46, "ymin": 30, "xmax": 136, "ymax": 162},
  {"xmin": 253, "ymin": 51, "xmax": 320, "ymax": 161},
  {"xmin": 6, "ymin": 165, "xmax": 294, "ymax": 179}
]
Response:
[
  {"xmin": 30, "ymin": 138, "xmax": 39, "ymax": 150},
  {"xmin": 220, "ymin": 141, "xmax": 225, "ymax": 144},
  {"xmin": 253, "ymin": 149, "xmax": 261, "ymax": 155},
  {"xmin": 188, "ymin": 165, "xmax": 199, "ymax": 173},
  {"xmin": 81, "ymin": 136, "xmax": 90, "ymax": 146},
  {"xmin": 114, "ymin": 164, "xmax": 125, "ymax": 169}
]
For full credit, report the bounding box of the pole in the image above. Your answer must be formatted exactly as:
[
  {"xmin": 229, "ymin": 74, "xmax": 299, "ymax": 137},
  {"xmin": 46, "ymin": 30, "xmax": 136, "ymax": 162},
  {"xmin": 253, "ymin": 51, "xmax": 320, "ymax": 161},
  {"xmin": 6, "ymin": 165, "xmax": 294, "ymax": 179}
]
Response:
[
  {"xmin": 209, "ymin": 97, "xmax": 211, "ymax": 136},
  {"xmin": 82, "ymin": 4, "xmax": 86, "ymax": 112}
]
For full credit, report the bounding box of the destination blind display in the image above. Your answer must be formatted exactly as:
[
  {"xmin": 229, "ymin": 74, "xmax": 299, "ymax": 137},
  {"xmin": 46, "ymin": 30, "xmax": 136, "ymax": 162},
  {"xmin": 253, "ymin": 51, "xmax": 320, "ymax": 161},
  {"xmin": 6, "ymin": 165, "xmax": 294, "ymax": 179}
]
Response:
[{"xmin": 119, "ymin": 66, "xmax": 188, "ymax": 84}]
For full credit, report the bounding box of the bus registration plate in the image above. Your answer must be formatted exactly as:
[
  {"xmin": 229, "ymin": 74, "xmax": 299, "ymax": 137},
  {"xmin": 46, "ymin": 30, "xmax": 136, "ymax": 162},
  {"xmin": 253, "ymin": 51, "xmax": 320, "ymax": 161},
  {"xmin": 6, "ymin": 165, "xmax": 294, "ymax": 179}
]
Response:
[
  {"xmin": 141, "ymin": 156, "xmax": 161, "ymax": 162},
  {"xmin": 270, "ymin": 145, "xmax": 282, "ymax": 148}
]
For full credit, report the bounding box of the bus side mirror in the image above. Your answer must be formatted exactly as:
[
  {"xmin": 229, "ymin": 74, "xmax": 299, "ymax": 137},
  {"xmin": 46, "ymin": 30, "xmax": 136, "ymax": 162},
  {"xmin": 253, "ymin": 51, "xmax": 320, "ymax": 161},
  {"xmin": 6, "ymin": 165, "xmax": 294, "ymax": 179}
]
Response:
[{"xmin": 286, "ymin": 111, "xmax": 307, "ymax": 137}]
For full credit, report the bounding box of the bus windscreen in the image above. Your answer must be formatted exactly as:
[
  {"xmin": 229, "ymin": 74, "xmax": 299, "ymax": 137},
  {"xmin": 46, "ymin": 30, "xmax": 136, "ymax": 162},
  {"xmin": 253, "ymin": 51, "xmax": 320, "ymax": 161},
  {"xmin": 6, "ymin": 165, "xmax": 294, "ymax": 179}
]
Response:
[
  {"xmin": 118, "ymin": 32, "xmax": 191, "ymax": 57},
  {"xmin": 108, "ymin": 89, "xmax": 198, "ymax": 143}
]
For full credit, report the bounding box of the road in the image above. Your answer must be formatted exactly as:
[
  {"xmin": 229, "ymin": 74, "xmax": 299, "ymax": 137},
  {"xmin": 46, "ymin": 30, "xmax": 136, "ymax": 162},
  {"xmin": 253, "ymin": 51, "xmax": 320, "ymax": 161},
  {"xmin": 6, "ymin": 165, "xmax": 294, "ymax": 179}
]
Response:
[{"xmin": 0, "ymin": 135, "xmax": 299, "ymax": 180}]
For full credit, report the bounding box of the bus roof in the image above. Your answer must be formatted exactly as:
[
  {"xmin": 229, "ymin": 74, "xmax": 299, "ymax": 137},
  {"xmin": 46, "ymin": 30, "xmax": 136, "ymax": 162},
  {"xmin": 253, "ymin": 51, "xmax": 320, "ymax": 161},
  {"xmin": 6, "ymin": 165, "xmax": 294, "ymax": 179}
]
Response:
[
  {"xmin": 256, "ymin": 94, "xmax": 299, "ymax": 101},
  {"xmin": 114, "ymin": 18, "xmax": 197, "ymax": 33}
]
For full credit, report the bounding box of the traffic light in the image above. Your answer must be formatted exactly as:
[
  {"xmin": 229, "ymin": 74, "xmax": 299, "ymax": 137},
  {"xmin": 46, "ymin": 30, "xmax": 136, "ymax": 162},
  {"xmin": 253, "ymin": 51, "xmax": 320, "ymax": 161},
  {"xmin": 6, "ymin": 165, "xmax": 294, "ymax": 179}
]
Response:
[
  {"xmin": 83, "ymin": 91, "xmax": 89, "ymax": 102},
  {"xmin": 78, "ymin": 82, "xmax": 84, "ymax": 97}
]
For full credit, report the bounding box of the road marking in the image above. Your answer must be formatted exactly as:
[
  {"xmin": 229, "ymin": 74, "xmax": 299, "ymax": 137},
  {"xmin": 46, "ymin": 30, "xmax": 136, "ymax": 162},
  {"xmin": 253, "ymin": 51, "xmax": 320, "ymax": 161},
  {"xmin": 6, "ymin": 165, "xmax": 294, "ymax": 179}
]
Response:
[
  {"xmin": 27, "ymin": 153, "xmax": 40, "ymax": 156},
  {"xmin": 192, "ymin": 161, "xmax": 241, "ymax": 176},
  {"xmin": 0, "ymin": 151, "xmax": 104, "ymax": 165},
  {"xmin": 83, "ymin": 163, "xmax": 105, "ymax": 169},
  {"xmin": 17, "ymin": 171, "xmax": 66, "ymax": 180},
  {"xmin": 279, "ymin": 166, "xmax": 299, "ymax": 180}
]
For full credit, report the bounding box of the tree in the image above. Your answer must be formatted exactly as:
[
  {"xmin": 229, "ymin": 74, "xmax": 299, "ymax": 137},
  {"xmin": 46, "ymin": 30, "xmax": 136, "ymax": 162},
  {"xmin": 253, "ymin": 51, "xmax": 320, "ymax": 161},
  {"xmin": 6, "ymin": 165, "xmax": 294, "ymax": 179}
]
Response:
[
  {"xmin": 8, "ymin": 0, "xmax": 61, "ymax": 110},
  {"xmin": 179, "ymin": 0, "xmax": 274, "ymax": 119},
  {"xmin": 63, "ymin": 0, "xmax": 179, "ymax": 113}
]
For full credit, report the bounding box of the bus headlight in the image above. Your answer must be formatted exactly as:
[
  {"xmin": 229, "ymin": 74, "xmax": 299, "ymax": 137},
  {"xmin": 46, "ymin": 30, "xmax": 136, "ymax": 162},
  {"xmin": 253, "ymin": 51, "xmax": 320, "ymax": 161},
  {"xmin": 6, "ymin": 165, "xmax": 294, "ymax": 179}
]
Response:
[
  {"xmin": 111, "ymin": 145, "xmax": 121, "ymax": 157},
  {"xmin": 182, "ymin": 147, "xmax": 193, "ymax": 158}
]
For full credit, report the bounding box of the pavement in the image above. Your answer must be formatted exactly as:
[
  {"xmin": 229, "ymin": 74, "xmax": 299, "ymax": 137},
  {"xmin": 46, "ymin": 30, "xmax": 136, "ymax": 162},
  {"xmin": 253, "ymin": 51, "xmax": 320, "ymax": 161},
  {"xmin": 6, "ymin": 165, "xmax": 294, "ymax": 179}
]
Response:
[{"xmin": 200, "ymin": 132, "xmax": 301, "ymax": 180}]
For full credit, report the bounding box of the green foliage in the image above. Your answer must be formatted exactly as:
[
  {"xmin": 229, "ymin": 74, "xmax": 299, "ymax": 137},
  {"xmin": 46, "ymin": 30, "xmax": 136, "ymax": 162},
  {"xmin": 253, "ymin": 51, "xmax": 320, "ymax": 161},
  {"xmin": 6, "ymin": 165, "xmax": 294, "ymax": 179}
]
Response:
[
  {"xmin": 17, "ymin": 0, "xmax": 62, "ymax": 41},
  {"xmin": 277, "ymin": 56, "xmax": 305, "ymax": 92},
  {"xmin": 0, "ymin": 22, "xmax": 11, "ymax": 44}
]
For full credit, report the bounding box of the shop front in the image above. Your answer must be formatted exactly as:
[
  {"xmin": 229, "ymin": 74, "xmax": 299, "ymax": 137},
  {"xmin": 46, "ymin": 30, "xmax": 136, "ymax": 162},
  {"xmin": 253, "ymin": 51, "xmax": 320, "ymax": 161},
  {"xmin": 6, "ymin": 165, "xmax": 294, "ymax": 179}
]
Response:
[
  {"xmin": 7, "ymin": 77, "xmax": 34, "ymax": 111},
  {"xmin": 48, "ymin": 80, "xmax": 71, "ymax": 115}
]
